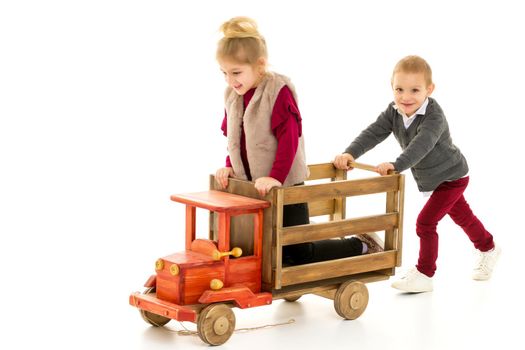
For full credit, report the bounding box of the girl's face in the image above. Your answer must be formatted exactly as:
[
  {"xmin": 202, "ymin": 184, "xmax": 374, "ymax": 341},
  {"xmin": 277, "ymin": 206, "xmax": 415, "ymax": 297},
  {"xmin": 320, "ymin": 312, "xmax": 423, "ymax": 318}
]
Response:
[
  {"xmin": 392, "ymin": 72, "xmax": 434, "ymax": 117},
  {"xmin": 219, "ymin": 59, "xmax": 264, "ymax": 96}
]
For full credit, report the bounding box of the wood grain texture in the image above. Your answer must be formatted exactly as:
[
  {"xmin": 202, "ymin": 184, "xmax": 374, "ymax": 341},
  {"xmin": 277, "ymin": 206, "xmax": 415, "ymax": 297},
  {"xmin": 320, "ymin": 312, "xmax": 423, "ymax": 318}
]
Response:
[
  {"xmin": 279, "ymin": 213, "xmax": 398, "ymax": 245},
  {"xmin": 283, "ymin": 175, "xmax": 399, "ymax": 205},
  {"xmin": 279, "ymin": 251, "xmax": 397, "ymax": 286}
]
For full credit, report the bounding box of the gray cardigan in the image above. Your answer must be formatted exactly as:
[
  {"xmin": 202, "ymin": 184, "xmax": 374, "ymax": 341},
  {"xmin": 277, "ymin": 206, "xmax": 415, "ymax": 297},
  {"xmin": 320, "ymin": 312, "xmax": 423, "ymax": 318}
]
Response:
[{"xmin": 345, "ymin": 98, "xmax": 468, "ymax": 192}]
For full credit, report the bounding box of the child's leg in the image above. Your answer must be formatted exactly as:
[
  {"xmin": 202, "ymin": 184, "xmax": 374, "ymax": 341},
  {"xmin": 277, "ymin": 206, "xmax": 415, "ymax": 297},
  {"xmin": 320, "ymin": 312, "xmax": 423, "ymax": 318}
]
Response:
[
  {"xmin": 416, "ymin": 177, "xmax": 470, "ymax": 277},
  {"xmin": 305, "ymin": 237, "xmax": 364, "ymax": 263},
  {"xmin": 447, "ymin": 192, "xmax": 494, "ymax": 252},
  {"xmin": 282, "ymin": 202, "xmax": 313, "ymax": 264},
  {"xmin": 281, "ymin": 202, "xmax": 365, "ymax": 264}
]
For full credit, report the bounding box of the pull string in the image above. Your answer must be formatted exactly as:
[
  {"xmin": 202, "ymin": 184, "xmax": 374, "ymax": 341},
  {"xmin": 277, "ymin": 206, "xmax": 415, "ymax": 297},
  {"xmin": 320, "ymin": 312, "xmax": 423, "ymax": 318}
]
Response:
[{"xmin": 166, "ymin": 318, "xmax": 296, "ymax": 336}]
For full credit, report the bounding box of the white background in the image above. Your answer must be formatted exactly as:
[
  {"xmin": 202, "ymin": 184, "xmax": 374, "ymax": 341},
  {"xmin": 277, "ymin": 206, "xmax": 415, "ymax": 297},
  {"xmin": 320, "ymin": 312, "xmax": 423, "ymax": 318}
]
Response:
[{"xmin": 1, "ymin": 1, "xmax": 523, "ymax": 349}]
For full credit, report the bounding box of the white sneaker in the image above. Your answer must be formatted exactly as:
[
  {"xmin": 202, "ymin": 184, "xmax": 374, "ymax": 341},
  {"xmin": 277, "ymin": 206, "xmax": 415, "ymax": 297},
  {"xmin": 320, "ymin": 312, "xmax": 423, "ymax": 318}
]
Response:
[
  {"xmin": 391, "ymin": 267, "xmax": 433, "ymax": 293},
  {"xmin": 472, "ymin": 245, "xmax": 501, "ymax": 281}
]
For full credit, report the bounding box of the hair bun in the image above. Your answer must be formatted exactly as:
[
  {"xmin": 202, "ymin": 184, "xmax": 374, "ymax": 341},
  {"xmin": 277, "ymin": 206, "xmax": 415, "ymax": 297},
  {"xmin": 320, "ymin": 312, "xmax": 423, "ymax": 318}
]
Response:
[{"xmin": 220, "ymin": 16, "xmax": 260, "ymax": 39}]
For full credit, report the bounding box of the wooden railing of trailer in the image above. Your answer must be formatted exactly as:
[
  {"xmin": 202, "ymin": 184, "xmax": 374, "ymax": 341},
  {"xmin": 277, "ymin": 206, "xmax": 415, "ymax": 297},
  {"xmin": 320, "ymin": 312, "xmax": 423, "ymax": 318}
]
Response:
[{"xmin": 210, "ymin": 162, "xmax": 404, "ymax": 297}]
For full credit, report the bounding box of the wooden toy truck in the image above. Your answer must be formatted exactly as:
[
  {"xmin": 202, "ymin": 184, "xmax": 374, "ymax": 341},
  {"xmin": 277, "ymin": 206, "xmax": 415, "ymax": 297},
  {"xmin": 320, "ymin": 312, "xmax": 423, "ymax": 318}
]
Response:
[{"xmin": 129, "ymin": 162, "xmax": 405, "ymax": 345}]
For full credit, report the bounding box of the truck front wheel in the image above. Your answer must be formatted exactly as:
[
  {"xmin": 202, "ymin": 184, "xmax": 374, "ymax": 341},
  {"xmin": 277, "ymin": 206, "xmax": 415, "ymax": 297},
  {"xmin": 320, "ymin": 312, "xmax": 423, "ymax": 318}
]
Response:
[
  {"xmin": 197, "ymin": 304, "xmax": 236, "ymax": 346},
  {"xmin": 139, "ymin": 287, "xmax": 171, "ymax": 327}
]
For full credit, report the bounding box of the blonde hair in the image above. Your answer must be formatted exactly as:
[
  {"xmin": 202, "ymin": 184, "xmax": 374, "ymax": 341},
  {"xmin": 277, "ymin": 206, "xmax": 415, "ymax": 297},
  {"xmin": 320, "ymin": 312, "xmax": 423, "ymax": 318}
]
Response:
[
  {"xmin": 392, "ymin": 55, "xmax": 433, "ymax": 86},
  {"xmin": 216, "ymin": 17, "xmax": 268, "ymax": 66}
]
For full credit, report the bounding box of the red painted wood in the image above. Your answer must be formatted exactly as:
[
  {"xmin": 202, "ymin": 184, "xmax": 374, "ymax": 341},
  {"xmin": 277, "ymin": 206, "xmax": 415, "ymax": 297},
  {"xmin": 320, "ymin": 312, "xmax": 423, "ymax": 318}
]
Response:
[
  {"xmin": 217, "ymin": 211, "xmax": 230, "ymax": 285},
  {"xmin": 171, "ymin": 190, "xmax": 270, "ymax": 213},
  {"xmin": 156, "ymin": 252, "xmax": 219, "ymax": 305},
  {"xmin": 185, "ymin": 205, "xmax": 196, "ymax": 250},
  {"xmin": 198, "ymin": 286, "xmax": 272, "ymax": 309},
  {"xmin": 129, "ymin": 292, "xmax": 197, "ymax": 322},
  {"xmin": 190, "ymin": 239, "xmax": 218, "ymax": 257},
  {"xmin": 217, "ymin": 212, "xmax": 229, "ymax": 252},
  {"xmin": 182, "ymin": 264, "xmax": 224, "ymax": 304},
  {"xmin": 227, "ymin": 256, "xmax": 261, "ymax": 293},
  {"xmin": 254, "ymin": 209, "xmax": 263, "ymax": 258}
]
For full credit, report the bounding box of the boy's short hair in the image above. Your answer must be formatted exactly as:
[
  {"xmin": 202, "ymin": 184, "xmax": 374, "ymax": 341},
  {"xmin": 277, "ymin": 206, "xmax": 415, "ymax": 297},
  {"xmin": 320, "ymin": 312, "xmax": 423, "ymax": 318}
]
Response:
[{"xmin": 392, "ymin": 55, "xmax": 433, "ymax": 86}]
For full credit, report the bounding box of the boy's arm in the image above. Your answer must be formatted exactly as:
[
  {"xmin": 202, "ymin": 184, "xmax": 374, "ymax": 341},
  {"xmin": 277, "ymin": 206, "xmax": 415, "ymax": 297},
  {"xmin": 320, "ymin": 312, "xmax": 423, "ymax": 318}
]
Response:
[
  {"xmin": 344, "ymin": 106, "xmax": 394, "ymax": 159},
  {"xmin": 393, "ymin": 112, "xmax": 446, "ymax": 172}
]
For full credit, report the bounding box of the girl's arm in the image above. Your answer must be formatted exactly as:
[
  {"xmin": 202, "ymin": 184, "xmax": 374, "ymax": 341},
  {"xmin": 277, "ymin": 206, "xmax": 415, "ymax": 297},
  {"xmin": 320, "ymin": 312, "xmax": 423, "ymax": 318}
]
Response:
[{"xmin": 268, "ymin": 86, "xmax": 300, "ymax": 184}]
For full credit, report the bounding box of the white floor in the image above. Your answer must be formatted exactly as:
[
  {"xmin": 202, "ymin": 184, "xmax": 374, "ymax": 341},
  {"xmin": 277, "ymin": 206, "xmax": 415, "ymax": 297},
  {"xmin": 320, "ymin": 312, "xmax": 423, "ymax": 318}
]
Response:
[
  {"xmin": 2, "ymin": 1, "xmax": 524, "ymax": 349},
  {"xmin": 123, "ymin": 271, "xmax": 516, "ymax": 350}
]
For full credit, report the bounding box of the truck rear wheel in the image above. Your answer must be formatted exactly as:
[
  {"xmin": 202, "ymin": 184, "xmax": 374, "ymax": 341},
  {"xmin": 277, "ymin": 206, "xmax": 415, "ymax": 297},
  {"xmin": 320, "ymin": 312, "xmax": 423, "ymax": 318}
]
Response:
[
  {"xmin": 334, "ymin": 281, "xmax": 369, "ymax": 320},
  {"xmin": 139, "ymin": 287, "xmax": 171, "ymax": 327},
  {"xmin": 197, "ymin": 304, "xmax": 236, "ymax": 346}
]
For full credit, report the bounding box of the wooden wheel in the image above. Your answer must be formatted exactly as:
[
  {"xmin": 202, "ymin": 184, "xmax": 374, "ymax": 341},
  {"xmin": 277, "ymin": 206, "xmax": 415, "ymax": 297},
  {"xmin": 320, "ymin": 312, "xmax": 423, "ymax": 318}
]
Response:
[
  {"xmin": 334, "ymin": 281, "xmax": 369, "ymax": 320},
  {"xmin": 139, "ymin": 287, "xmax": 171, "ymax": 327},
  {"xmin": 197, "ymin": 304, "xmax": 236, "ymax": 346},
  {"xmin": 284, "ymin": 295, "xmax": 301, "ymax": 302}
]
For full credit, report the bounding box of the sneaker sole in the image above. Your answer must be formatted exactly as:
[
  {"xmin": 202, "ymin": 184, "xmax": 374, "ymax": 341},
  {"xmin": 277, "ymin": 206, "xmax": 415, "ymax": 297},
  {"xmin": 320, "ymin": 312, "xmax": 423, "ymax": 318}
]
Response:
[{"xmin": 391, "ymin": 282, "xmax": 433, "ymax": 293}]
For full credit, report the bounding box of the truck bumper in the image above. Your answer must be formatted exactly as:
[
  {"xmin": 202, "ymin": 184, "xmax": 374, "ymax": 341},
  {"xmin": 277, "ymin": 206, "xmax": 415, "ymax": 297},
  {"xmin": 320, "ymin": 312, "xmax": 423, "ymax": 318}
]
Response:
[{"xmin": 129, "ymin": 292, "xmax": 197, "ymax": 323}]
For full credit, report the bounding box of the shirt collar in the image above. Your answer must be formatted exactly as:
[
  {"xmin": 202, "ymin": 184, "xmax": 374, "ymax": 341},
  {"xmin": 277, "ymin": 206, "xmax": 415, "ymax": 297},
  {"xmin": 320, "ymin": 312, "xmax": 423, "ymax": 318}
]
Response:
[{"xmin": 394, "ymin": 98, "xmax": 430, "ymax": 119}]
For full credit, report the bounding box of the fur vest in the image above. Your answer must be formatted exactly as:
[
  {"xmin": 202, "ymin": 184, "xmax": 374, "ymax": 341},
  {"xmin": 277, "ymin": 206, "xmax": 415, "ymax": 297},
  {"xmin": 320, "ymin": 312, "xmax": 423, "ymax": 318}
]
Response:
[{"xmin": 225, "ymin": 72, "xmax": 308, "ymax": 186}]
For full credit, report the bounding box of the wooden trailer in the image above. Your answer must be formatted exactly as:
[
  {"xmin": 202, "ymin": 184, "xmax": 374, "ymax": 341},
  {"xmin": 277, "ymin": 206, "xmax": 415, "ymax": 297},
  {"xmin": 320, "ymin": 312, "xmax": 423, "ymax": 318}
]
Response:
[{"xmin": 210, "ymin": 162, "xmax": 405, "ymax": 319}]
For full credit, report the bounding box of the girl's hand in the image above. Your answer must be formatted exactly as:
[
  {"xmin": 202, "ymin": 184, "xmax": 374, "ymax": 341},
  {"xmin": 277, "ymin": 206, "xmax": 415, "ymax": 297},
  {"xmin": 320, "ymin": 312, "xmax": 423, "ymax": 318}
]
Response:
[
  {"xmin": 254, "ymin": 177, "xmax": 282, "ymax": 197},
  {"xmin": 375, "ymin": 162, "xmax": 395, "ymax": 176},
  {"xmin": 333, "ymin": 153, "xmax": 355, "ymax": 170},
  {"xmin": 215, "ymin": 167, "xmax": 234, "ymax": 189}
]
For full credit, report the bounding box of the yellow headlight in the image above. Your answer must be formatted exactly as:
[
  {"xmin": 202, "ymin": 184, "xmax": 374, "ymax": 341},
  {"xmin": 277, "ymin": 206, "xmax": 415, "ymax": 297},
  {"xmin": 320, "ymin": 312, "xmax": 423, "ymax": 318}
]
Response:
[
  {"xmin": 170, "ymin": 264, "xmax": 180, "ymax": 276},
  {"xmin": 210, "ymin": 279, "xmax": 224, "ymax": 290}
]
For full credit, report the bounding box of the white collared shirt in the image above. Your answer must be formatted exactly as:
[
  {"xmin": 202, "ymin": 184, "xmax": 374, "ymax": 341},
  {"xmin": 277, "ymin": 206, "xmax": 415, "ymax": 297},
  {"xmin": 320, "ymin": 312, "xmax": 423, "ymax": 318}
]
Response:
[{"xmin": 394, "ymin": 98, "xmax": 429, "ymax": 129}]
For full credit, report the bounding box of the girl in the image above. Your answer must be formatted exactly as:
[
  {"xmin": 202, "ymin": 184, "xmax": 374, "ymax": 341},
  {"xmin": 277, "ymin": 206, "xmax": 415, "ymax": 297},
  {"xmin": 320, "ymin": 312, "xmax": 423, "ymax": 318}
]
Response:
[{"xmin": 214, "ymin": 17, "xmax": 381, "ymax": 264}]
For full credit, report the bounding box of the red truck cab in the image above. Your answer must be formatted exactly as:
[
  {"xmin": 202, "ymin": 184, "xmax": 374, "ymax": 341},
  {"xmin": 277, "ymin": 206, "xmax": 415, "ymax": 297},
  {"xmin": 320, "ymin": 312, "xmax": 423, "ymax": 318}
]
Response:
[{"xmin": 129, "ymin": 190, "xmax": 271, "ymax": 345}]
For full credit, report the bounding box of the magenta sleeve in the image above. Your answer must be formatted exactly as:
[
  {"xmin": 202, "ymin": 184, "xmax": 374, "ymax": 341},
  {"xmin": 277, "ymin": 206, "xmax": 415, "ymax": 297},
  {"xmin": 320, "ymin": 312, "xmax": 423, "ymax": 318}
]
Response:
[{"xmin": 269, "ymin": 86, "xmax": 302, "ymax": 184}]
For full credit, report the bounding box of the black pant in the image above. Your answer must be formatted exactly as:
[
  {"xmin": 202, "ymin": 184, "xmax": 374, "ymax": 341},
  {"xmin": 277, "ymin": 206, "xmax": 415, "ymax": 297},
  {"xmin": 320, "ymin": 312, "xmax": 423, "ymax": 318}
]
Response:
[{"xmin": 282, "ymin": 202, "xmax": 363, "ymax": 265}]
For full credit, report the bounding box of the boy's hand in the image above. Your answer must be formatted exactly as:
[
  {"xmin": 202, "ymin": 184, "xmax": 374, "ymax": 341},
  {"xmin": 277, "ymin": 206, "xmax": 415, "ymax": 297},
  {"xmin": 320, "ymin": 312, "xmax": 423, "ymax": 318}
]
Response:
[
  {"xmin": 215, "ymin": 167, "xmax": 234, "ymax": 189},
  {"xmin": 375, "ymin": 162, "xmax": 395, "ymax": 176},
  {"xmin": 254, "ymin": 177, "xmax": 282, "ymax": 197},
  {"xmin": 333, "ymin": 153, "xmax": 355, "ymax": 170}
]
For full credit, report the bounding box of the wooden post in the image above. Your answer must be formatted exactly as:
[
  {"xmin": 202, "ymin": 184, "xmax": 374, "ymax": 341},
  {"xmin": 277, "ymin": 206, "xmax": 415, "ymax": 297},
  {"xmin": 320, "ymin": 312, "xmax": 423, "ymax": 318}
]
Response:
[
  {"xmin": 396, "ymin": 174, "xmax": 405, "ymax": 266},
  {"xmin": 332, "ymin": 167, "xmax": 347, "ymax": 221},
  {"xmin": 217, "ymin": 211, "xmax": 230, "ymax": 286},
  {"xmin": 385, "ymin": 192, "xmax": 395, "ymax": 251},
  {"xmin": 274, "ymin": 188, "xmax": 284, "ymax": 290},
  {"xmin": 185, "ymin": 205, "xmax": 196, "ymax": 250},
  {"xmin": 208, "ymin": 175, "xmax": 216, "ymax": 240},
  {"xmin": 217, "ymin": 212, "xmax": 230, "ymax": 251},
  {"xmin": 254, "ymin": 209, "xmax": 263, "ymax": 258}
]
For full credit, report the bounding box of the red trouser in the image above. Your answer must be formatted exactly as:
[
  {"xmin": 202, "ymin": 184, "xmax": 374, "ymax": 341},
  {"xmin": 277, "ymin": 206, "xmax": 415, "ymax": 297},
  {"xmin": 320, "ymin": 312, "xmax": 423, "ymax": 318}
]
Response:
[{"xmin": 416, "ymin": 176, "xmax": 494, "ymax": 277}]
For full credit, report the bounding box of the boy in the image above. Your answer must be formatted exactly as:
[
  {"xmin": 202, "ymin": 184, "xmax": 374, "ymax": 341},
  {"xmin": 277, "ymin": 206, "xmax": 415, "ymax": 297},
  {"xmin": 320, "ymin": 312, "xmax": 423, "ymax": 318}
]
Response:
[{"xmin": 333, "ymin": 55, "xmax": 500, "ymax": 293}]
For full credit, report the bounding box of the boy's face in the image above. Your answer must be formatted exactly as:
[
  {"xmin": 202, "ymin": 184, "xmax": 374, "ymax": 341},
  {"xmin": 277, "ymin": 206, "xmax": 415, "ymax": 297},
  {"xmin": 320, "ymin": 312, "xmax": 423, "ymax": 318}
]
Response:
[
  {"xmin": 219, "ymin": 59, "xmax": 262, "ymax": 96},
  {"xmin": 392, "ymin": 72, "xmax": 435, "ymax": 117}
]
